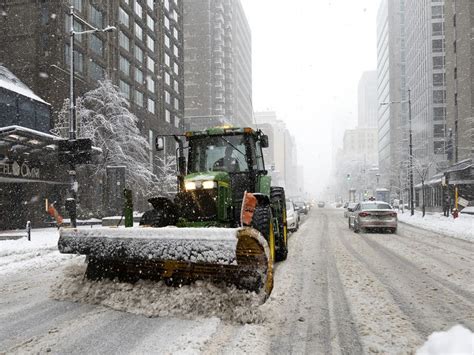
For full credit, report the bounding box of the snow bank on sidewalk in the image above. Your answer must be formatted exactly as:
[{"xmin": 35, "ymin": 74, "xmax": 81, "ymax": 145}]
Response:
[
  {"xmin": 417, "ymin": 325, "xmax": 474, "ymax": 355},
  {"xmin": 50, "ymin": 261, "xmax": 267, "ymax": 324},
  {"xmin": 398, "ymin": 211, "xmax": 474, "ymax": 243}
]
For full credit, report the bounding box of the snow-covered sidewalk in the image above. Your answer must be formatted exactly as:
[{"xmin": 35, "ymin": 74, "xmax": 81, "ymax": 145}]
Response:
[
  {"xmin": 398, "ymin": 210, "xmax": 474, "ymax": 243},
  {"xmin": 0, "ymin": 228, "xmax": 75, "ymax": 275}
]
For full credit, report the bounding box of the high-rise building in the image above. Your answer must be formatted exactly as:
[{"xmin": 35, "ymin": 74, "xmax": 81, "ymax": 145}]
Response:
[
  {"xmin": 0, "ymin": 0, "xmax": 184, "ymax": 151},
  {"xmin": 183, "ymin": 0, "xmax": 252, "ymax": 130},
  {"xmin": 358, "ymin": 71, "xmax": 378, "ymax": 128},
  {"xmin": 255, "ymin": 111, "xmax": 299, "ymax": 195},
  {"xmin": 444, "ymin": 0, "xmax": 474, "ymax": 163},
  {"xmin": 376, "ymin": 0, "xmax": 407, "ymax": 197},
  {"xmin": 405, "ymin": 0, "xmax": 448, "ymax": 175}
]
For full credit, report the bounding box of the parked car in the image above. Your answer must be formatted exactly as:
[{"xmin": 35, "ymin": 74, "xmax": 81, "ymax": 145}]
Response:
[
  {"xmin": 344, "ymin": 202, "xmax": 358, "ymax": 218},
  {"xmin": 348, "ymin": 201, "xmax": 397, "ymax": 233},
  {"xmin": 317, "ymin": 201, "xmax": 325, "ymax": 208},
  {"xmin": 286, "ymin": 199, "xmax": 300, "ymax": 231},
  {"xmin": 294, "ymin": 201, "xmax": 308, "ymax": 215}
]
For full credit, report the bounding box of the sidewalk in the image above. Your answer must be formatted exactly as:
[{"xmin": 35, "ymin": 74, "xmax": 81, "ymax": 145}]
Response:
[{"xmin": 398, "ymin": 210, "xmax": 474, "ymax": 243}]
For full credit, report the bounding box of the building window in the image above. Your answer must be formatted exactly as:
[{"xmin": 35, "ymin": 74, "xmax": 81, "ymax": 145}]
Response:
[
  {"xmin": 135, "ymin": 23, "xmax": 143, "ymax": 40},
  {"xmin": 148, "ymin": 98, "xmax": 155, "ymax": 113},
  {"xmin": 173, "ymin": 62, "xmax": 179, "ymax": 75},
  {"xmin": 119, "ymin": 55, "xmax": 130, "ymax": 76},
  {"xmin": 173, "ymin": 45, "xmax": 179, "ymax": 57},
  {"xmin": 432, "ymin": 5, "xmax": 443, "ymax": 19},
  {"xmin": 89, "ymin": 5, "xmax": 103, "ymax": 27},
  {"xmin": 135, "ymin": 90, "xmax": 143, "ymax": 107},
  {"xmin": 146, "ymin": 0, "xmax": 154, "ymax": 10},
  {"xmin": 174, "ymin": 97, "xmax": 179, "ymax": 110},
  {"xmin": 434, "ymin": 141, "xmax": 445, "ymax": 155},
  {"xmin": 165, "ymin": 109, "xmax": 171, "ymax": 123},
  {"xmin": 171, "ymin": 9, "xmax": 178, "ymax": 22},
  {"xmin": 165, "ymin": 91, "xmax": 171, "ymax": 104},
  {"xmin": 433, "ymin": 107, "xmax": 445, "ymax": 120},
  {"xmin": 147, "ymin": 57, "xmax": 155, "ymax": 72},
  {"xmin": 432, "ymin": 22, "xmax": 443, "ymax": 36},
  {"xmin": 433, "ymin": 56, "xmax": 444, "ymax": 70},
  {"xmin": 135, "ymin": 45, "xmax": 143, "ymax": 62},
  {"xmin": 147, "ymin": 77, "xmax": 155, "ymax": 93},
  {"xmin": 165, "ymin": 72, "xmax": 170, "ymax": 85},
  {"xmin": 433, "ymin": 90, "xmax": 445, "ymax": 104},
  {"xmin": 164, "ymin": 0, "xmax": 169, "ymax": 10},
  {"xmin": 432, "ymin": 39, "xmax": 443, "ymax": 53},
  {"xmin": 134, "ymin": 1, "xmax": 142, "ymax": 17},
  {"xmin": 89, "ymin": 61, "xmax": 105, "ymax": 80},
  {"xmin": 119, "ymin": 80, "xmax": 130, "ymax": 99},
  {"xmin": 433, "ymin": 73, "xmax": 444, "ymax": 87},
  {"xmin": 147, "ymin": 14, "xmax": 154, "ymax": 31},
  {"xmin": 173, "ymin": 27, "xmax": 179, "ymax": 40},
  {"xmin": 73, "ymin": 0, "xmax": 82, "ymax": 12},
  {"xmin": 175, "ymin": 116, "xmax": 180, "ymax": 128},
  {"xmin": 89, "ymin": 34, "xmax": 103, "ymax": 56},
  {"xmin": 119, "ymin": 7, "xmax": 129, "ymax": 27},
  {"xmin": 165, "ymin": 35, "xmax": 170, "ymax": 48},
  {"xmin": 135, "ymin": 68, "xmax": 143, "ymax": 83},
  {"xmin": 174, "ymin": 79, "xmax": 179, "ymax": 93},
  {"xmin": 165, "ymin": 53, "xmax": 170, "ymax": 66},
  {"xmin": 147, "ymin": 35, "xmax": 154, "ymax": 51},
  {"xmin": 164, "ymin": 16, "xmax": 170, "ymax": 29},
  {"xmin": 65, "ymin": 45, "xmax": 84, "ymax": 73},
  {"xmin": 433, "ymin": 124, "xmax": 445, "ymax": 138},
  {"xmin": 119, "ymin": 31, "xmax": 130, "ymax": 51}
]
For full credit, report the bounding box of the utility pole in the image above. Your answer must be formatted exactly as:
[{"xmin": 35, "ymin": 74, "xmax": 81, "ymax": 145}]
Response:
[{"xmin": 408, "ymin": 89, "xmax": 415, "ymax": 216}]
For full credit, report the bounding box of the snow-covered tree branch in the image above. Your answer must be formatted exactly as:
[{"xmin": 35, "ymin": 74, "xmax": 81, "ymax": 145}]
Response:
[{"xmin": 52, "ymin": 79, "xmax": 159, "ymax": 197}]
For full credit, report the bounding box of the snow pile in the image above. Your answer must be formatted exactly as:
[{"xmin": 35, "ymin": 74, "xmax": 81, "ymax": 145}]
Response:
[
  {"xmin": 50, "ymin": 261, "xmax": 266, "ymax": 324},
  {"xmin": 417, "ymin": 325, "xmax": 474, "ymax": 355},
  {"xmin": 59, "ymin": 227, "xmax": 240, "ymax": 265},
  {"xmin": 398, "ymin": 211, "xmax": 474, "ymax": 242}
]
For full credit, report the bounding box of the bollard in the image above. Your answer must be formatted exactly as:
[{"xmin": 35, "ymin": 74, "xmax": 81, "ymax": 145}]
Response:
[
  {"xmin": 123, "ymin": 189, "xmax": 133, "ymax": 228},
  {"xmin": 26, "ymin": 221, "xmax": 31, "ymax": 241}
]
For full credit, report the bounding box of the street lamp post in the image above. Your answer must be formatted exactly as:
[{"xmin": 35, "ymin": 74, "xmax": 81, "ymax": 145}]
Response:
[
  {"xmin": 380, "ymin": 89, "xmax": 415, "ymax": 216},
  {"xmin": 65, "ymin": 5, "xmax": 115, "ymax": 227},
  {"xmin": 407, "ymin": 89, "xmax": 415, "ymax": 216}
]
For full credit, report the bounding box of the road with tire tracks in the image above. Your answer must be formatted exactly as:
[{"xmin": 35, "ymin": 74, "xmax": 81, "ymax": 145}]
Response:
[{"xmin": 0, "ymin": 208, "xmax": 472, "ymax": 353}]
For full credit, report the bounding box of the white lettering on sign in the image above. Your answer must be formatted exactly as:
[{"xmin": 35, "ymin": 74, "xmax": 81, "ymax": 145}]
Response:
[{"xmin": 0, "ymin": 161, "xmax": 40, "ymax": 179}]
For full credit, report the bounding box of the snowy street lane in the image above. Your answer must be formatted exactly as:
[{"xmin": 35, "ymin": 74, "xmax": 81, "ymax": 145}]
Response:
[{"xmin": 0, "ymin": 209, "xmax": 473, "ymax": 354}]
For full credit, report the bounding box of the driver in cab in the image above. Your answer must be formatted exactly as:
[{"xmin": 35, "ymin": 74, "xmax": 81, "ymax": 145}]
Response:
[{"xmin": 213, "ymin": 146, "xmax": 241, "ymax": 172}]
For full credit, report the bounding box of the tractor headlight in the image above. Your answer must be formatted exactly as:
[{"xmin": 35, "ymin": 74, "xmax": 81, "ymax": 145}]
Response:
[
  {"xmin": 185, "ymin": 181, "xmax": 197, "ymax": 191},
  {"xmin": 202, "ymin": 180, "xmax": 217, "ymax": 189}
]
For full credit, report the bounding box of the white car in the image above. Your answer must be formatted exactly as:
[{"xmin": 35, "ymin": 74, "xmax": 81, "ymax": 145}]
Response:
[{"xmin": 286, "ymin": 199, "xmax": 300, "ymax": 232}]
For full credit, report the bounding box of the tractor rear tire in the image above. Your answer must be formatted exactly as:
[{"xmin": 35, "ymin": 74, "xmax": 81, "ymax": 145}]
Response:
[
  {"xmin": 271, "ymin": 187, "xmax": 288, "ymax": 262},
  {"xmin": 252, "ymin": 204, "xmax": 275, "ymax": 262}
]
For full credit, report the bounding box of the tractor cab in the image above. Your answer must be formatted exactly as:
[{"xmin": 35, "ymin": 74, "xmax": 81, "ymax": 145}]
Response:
[{"xmin": 186, "ymin": 127, "xmax": 268, "ymax": 175}]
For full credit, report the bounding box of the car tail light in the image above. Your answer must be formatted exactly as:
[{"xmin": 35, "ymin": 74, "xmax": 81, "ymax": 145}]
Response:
[{"xmin": 359, "ymin": 212, "xmax": 370, "ymax": 217}]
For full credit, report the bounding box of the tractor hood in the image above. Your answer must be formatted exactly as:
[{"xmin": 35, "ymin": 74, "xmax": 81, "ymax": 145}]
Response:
[{"xmin": 184, "ymin": 171, "xmax": 230, "ymax": 183}]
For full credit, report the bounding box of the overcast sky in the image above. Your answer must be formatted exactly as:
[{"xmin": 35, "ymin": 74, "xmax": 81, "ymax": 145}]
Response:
[{"xmin": 241, "ymin": 0, "xmax": 379, "ymax": 197}]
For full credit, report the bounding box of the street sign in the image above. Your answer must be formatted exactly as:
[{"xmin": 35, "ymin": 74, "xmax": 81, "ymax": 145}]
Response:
[
  {"xmin": 58, "ymin": 138, "xmax": 93, "ymax": 165},
  {"xmin": 458, "ymin": 197, "xmax": 469, "ymax": 207}
]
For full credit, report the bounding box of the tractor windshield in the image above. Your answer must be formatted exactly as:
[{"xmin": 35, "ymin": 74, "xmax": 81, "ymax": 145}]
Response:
[{"xmin": 188, "ymin": 134, "xmax": 249, "ymax": 173}]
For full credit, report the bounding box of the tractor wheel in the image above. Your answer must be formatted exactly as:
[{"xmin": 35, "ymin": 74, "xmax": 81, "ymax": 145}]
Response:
[
  {"xmin": 271, "ymin": 187, "xmax": 288, "ymax": 262},
  {"xmin": 252, "ymin": 204, "xmax": 276, "ymax": 263}
]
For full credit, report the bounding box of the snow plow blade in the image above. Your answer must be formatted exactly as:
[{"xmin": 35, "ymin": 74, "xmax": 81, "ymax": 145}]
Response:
[{"xmin": 58, "ymin": 227, "xmax": 273, "ymax": 295}]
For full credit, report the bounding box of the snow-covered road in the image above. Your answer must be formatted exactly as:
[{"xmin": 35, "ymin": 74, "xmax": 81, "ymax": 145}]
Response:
[{"xmin": 0, "ymin": 209, "xmax": 473, "ymax": 354}]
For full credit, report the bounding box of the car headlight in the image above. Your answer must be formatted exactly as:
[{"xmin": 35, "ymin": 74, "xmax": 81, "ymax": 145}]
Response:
[
  {"xmin": 202, "ymin": 180, "xmax": 217, "ymax": 189},
  {"xmin": 185, "ymin": 181, "xmax": 197, "ymax": 191}
]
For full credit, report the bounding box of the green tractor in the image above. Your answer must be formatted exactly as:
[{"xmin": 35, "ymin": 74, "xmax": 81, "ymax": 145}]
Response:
[{"xmin": 58, "ymin": 127, "xmax": 287, "ymax": 296}]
